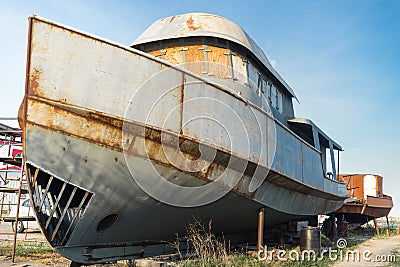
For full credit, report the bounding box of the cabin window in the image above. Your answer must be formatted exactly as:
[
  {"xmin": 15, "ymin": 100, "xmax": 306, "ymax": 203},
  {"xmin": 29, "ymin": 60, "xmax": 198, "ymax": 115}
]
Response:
[
  {"xmin": 271, "ymin": 84, "xmax": 277, "ymax": 108},
  {"xmin": 262, "ymin": 80, "xmax": 267, "ymax": 96},
  {"xmin": 224, "ymin": 49, "xmax": 234, "ymax": 78},
  {"xmin": 277, "ymin": 90, "xmax": 283, "ymax": 113},
  {"xmin": 247, "ymin": 62, "xmax": 258, "ymax": 89},
  {"xmin": 244, "ymin": 59, "xmax": 250, "ymax": 86},
  {"xmin": 267, "ymin": 81, "xmax": 272, "ymax": 101},
  {"xmin": 231, "ymin": 53, "xmax": 248, "ymax": 85},
  {"xmin": 257, "ymin": 73, "xmax": 262, "ymax": 97},
  {"xmin": 261, "ymin": 80, "xmax": 270, "ymax": 111},
  {"xmin": 325, "ymin": 146, "xmax": 339, "ymax": 179}
]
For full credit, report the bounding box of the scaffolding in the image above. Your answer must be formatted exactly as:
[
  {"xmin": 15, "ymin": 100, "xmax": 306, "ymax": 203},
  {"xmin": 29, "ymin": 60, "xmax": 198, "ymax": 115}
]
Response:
[{"xmin": 0, "ymin": 118, "xmax": 35, "ymax": 262}]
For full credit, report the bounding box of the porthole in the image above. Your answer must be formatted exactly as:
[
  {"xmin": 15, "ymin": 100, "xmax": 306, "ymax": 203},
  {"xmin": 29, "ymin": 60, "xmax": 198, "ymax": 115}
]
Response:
[{"xmin": 96, "ymin": 213, "xmax": 119, "ymax": 232}]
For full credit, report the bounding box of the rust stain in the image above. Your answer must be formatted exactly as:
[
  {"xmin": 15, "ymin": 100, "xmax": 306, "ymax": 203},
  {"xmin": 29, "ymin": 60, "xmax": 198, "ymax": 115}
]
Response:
[
  {"xmin": 27, "ymin": 98, "xmax": 123, "ymax": 150},
  {"xmin": 186, "ymin": 15, "xmax": 200, "ymax": 31},
  {"xmin": 169, "ymin": 16, "xmax": 176, "ymax": 23},
  {"xmin": 25, "ymin": 97, "xmax": 264, "ymax": 201},
  {"xmin": 17, "ymin": 100, "xmax": 26, "ymax": 133},
  {"xmin": 204, "ymin": 164, "xmax": 218, "ymax": 179},
  {"xmin": 89, "ymin": 112, "xmax": 123, "ymax": 129},
  {"xmin": 29, "ymin": 68, "xmax": 42, "ymax": 96},
  {"xmin": 179, "ymin": 139, "xmax": 200, "ymax": 159}
]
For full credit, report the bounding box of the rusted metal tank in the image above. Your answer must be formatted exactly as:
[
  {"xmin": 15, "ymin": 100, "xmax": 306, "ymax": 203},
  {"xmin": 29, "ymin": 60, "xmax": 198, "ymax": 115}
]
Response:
[
  {"xmin": 19, "ymin": 13, "xmax": 347, "ymax": 265},
  {"xmin": 300, "ymin": 226, "xmax": 321, "ymax": 253}
]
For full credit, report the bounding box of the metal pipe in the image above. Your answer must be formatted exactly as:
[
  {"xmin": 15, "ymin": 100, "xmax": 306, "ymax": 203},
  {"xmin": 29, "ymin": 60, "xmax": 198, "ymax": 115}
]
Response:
[
  {"xmin": 386, "ymin": 216, "xmax": 390, "ymax": 237},
  {"xmin": 373, "ymin": 219, "xmax": 380, "ymax": 235},
  {"xmin": 337, "ymin": 150, "xmax": 340, "ymax": 181},
  {"xmin": 257, "ymin": 208, "xmax": 264, "ymax": 251}
]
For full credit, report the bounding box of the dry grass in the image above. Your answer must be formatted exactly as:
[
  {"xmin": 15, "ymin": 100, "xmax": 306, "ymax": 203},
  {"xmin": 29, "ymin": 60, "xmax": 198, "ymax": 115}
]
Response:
[
  {"xmin": 177, "ymin": 219, "xmax": 229, "ymax": 266},
  {"xmin": 0, "ymin": 240, "xmax": 71, "ymax": 266},
  {"xmin": 174, "ymin": 219, "xmax": 264, "ymax": 267}
]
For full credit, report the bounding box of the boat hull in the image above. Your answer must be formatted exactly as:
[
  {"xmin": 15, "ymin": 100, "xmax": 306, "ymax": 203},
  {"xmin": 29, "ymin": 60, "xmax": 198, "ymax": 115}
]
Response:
[
  {"xmin": 25, "ymin": 124, "xmax": 338, "ymax": 264},
  {"xmin": 20, "ymin": 16, "xmax": 348, "ymax": 264},
  {"xmin": 336, "ymin": 196, "xmax": 393, "ymax": 224}
]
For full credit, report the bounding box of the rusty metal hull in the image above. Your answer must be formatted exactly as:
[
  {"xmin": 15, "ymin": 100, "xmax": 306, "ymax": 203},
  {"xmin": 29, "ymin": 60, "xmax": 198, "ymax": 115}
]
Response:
[
  {"xmin": 336, "ymin": 174, "xmax": 393, "ymax": 224},
  {"xmin": 336, "ymin": 196, "xmax": 393, "ymax": 224},
  {"xmin": 20, "ymin": 16, "xmax": 347, "ymax": 264},
  {"xmin": 24, "ymin": 127, "xmax": 312, "ymax": 263}
]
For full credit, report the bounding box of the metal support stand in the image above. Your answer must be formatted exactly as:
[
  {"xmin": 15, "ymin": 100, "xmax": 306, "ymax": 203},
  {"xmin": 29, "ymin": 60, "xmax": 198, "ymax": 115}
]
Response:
[
  {"xmin": 373, "ymin": 219, "xmax": 380, "ymax": 235},
  {"xmin": 257, "ymin": 208, "xmax": 264, "ymax": 251}
]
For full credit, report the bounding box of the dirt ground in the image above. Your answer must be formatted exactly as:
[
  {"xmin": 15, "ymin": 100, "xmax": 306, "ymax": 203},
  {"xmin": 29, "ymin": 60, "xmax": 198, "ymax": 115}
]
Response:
[
  {"xmin": 0, "ymin": 221, "xmax": 69, "ymax": 267},
  {"xmin": 333, "ymin": 234, "xmax": 400, "ymax": 267},
  {"xmin": 0, "ymin": 222, "xmax": 130, "ymax": 267}
]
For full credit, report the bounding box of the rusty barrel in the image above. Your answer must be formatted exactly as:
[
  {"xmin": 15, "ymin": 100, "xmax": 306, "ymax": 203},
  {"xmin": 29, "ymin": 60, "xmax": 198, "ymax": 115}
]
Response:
[
  {"xmin": 337, "ymin": 221, "xmax": 349, "ymax": 237},
  {"xmin": 300, "ymin": 226, "xmax": 321, "ymax": 253}
]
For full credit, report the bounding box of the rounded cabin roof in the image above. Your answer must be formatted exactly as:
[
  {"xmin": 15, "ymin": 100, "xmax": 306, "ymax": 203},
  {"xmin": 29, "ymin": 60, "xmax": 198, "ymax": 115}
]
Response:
[{"xmin": 131, "ymin": 13, "xmax": 297, "ymax": 100}]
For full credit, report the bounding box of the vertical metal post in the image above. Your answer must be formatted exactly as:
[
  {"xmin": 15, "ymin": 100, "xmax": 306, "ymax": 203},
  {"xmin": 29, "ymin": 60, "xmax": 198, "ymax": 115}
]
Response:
[
  {"xmin": 257, "ymin": 208, "xmax": 264, "ymax": 251},
  {"xmin": 329, "ymin": 142, "xmax": 336, "ymax": 179},
  {"xmin": 224, "ymin": 49, "xmax": 234, "ymax": 79},
  {"xmin": 373, "ymin": 219, "xmax": 380, "ymax": 235},
  {"xmin": 337, "ymin": 150, "xmax": 340, "ymax": 181}
]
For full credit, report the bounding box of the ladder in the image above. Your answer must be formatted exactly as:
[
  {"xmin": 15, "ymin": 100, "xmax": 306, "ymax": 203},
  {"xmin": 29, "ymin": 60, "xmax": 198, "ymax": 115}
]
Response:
[{"xmin": 0, "ymin": 118, "xmax": 34, "ymax": 262}]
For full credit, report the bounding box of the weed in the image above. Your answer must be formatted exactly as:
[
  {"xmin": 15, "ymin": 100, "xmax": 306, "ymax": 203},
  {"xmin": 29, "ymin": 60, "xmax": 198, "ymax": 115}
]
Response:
[{"xmin": 178, "ymin": 219, "xmax": 228, "ymax": 266}]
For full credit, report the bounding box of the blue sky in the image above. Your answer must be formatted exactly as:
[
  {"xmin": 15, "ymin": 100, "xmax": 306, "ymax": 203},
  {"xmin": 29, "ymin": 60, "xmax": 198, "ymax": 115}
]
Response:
[{"xmin": 1, "ymin": 1, "xmax": 399, "ymax": 216}]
